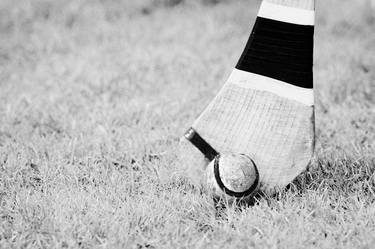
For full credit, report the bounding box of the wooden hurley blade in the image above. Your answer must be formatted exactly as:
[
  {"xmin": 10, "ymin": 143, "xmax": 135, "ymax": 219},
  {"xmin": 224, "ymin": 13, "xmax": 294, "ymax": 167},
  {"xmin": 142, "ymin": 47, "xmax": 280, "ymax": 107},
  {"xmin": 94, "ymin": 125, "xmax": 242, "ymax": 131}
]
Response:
[{"xmin": 180, "ymin": 0, "xmax": 316, "ymax": 194}]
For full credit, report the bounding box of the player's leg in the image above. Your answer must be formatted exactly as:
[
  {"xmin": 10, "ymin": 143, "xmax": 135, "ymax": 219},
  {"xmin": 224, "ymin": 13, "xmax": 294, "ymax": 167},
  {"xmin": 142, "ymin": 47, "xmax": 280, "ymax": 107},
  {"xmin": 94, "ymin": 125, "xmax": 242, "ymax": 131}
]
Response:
[{"xmin": 180, "ymin": 0, "xmax": 315, "ymax": 194}]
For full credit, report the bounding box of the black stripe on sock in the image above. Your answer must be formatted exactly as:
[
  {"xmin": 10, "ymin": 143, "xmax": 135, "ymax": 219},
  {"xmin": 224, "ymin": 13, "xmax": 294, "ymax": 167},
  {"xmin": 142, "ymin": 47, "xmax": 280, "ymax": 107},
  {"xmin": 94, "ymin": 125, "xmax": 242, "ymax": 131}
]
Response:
[
  {"xmin": 214, "ymin": 154, "xmax": 259, "ymax": 198},
  {"xmin": 184, "ymin": 128, "xmax": 218, "ymax": 161},
  {"xmin": 236, "ymin": 17, "xmax": 314, "ymax": 89}
]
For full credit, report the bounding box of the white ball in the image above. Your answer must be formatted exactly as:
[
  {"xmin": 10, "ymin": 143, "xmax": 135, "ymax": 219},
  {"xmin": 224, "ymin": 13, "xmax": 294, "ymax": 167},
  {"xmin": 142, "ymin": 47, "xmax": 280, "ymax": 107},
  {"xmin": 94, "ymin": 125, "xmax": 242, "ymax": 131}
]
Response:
[{"xmin": 206, "ymin": 153, "xmax": 259, "ymax": 202}]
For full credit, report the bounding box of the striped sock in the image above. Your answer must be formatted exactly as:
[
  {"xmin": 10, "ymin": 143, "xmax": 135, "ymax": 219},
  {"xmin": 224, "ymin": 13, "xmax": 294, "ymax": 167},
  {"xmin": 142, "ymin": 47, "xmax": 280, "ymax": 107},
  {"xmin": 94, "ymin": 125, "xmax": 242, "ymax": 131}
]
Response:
[{"xmin": 180, "ymin": 0, "xmax": 315, "ymax": 194}]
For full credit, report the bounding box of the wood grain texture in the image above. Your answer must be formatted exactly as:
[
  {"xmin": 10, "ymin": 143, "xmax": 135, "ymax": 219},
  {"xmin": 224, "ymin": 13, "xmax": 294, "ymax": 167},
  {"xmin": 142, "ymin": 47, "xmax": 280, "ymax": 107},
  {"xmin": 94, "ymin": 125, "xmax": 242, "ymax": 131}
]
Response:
[
  {"xmin": 191, "ymin": 81, "xmax": 315, "ymax": 194},
  {"xmin": 180, "ymin": 0, "xmax": 316, "ymax": 194}
]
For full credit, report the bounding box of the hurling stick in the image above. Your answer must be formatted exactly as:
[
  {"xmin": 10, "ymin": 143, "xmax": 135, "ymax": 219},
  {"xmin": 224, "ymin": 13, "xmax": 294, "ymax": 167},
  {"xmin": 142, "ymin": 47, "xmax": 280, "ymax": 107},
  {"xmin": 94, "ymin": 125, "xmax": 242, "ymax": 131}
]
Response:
[{"xmin": 180, "ymin": 0, "xmax": 315, "ymax": 194}]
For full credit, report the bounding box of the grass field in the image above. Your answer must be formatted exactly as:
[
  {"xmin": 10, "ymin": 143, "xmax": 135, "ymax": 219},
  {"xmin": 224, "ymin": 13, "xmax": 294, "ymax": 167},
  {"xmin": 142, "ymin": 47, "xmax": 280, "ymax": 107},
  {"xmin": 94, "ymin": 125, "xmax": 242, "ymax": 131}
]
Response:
[{"xmin": 1, "ymin": 0, "xmax": 375, "ymax": 248}]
